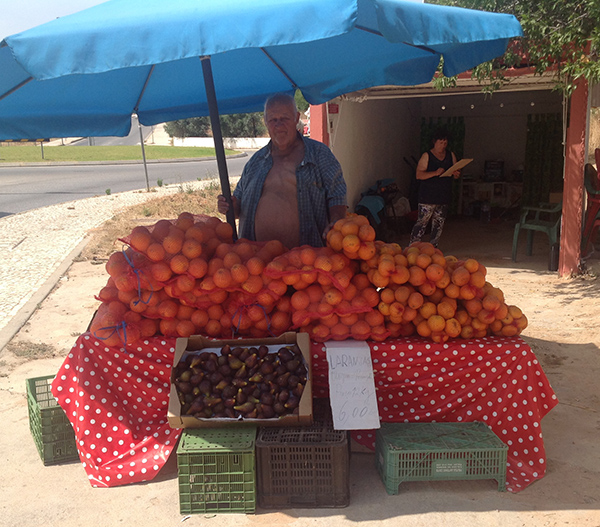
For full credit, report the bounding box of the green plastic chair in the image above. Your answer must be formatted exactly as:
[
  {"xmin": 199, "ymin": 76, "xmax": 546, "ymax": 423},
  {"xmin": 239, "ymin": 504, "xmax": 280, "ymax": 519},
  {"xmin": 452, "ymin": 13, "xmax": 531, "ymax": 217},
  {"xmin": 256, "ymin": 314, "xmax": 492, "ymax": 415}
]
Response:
[{"xmin": 512, "ymin": 201, "xmax": 562, "ymax": 262}]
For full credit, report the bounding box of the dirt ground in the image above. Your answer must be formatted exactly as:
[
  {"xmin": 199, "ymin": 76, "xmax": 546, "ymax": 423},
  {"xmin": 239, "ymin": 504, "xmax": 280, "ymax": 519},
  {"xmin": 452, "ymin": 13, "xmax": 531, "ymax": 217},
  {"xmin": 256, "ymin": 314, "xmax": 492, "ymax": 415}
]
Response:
[{"xmin": 2, "ymin": 215, "xmax": 600, "ymax": 527}]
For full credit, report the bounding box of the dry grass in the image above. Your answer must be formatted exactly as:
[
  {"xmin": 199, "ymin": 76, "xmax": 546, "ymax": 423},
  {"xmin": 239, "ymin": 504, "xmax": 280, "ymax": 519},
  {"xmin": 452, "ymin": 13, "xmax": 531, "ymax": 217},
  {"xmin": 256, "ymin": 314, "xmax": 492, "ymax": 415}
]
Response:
[
  {"xmin": 78, "ymin": 181, "xmax": 224, "ymax": 261},
  {"xmin": 4, "ymin": 340, "xmax": 58, "ymax": 360}
]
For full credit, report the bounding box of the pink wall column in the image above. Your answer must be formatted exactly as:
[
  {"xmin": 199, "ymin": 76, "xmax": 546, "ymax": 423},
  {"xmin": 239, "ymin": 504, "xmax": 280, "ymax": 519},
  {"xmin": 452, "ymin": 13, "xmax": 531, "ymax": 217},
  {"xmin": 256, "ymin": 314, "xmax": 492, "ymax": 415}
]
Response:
[
  {"xmin": 560, "ymin": 77, "xmax": 588, "ymax": 276},
  {"xmin": 310, "ymin": 104, "xmax": 329, "ymax": 146}
]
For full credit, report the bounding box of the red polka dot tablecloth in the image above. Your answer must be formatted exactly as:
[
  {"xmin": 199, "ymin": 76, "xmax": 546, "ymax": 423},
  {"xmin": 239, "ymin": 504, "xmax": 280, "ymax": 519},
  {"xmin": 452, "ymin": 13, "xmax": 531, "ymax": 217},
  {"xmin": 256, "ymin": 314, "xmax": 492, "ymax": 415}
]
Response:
[
  {"xmin": 311, "ymin": 335, "xmax": 558, "ymax": 492},
  {"xmin": 51, "ymin": 334, "xmax": 181, "ymax": 488},
  {"xmin": 51, "ymin": 333, "xmax": 557, "ymax": 492}
]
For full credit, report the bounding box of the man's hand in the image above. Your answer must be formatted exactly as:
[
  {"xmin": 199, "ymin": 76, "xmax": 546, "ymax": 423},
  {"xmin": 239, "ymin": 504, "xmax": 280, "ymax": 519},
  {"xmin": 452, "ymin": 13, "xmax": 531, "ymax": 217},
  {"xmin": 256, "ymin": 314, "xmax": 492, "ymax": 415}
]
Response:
[{"xmin": 218, "ymin": 194, "xmax": 239, "ymax": 216}]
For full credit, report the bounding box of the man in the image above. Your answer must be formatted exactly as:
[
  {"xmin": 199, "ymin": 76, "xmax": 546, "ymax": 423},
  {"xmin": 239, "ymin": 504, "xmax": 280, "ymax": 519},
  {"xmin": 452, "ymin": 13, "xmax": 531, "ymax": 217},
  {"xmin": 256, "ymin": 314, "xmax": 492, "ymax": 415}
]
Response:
[{"xmin": 217, "ymin": 93, "xmax": 347, "ymax": 249}]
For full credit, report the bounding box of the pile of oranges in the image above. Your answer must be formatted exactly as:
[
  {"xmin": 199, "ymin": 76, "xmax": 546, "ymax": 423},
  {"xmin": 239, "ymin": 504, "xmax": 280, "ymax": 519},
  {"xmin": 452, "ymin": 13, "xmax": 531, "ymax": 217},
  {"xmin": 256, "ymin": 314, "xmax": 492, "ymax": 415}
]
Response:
[{"xmin": 90, "ymin": 212, "xmax": 527, "ymax": 347}]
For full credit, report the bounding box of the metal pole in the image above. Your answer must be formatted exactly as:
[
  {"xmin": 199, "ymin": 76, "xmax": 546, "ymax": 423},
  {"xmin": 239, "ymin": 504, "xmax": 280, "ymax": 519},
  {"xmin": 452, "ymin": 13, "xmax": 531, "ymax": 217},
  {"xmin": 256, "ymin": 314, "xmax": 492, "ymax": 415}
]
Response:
[
  {"xmin": 138, "ymin": 119, "xmax": 150, "ymax": 191},
  {"xmin": 200, "ymin": 56, "xmax": 237, "ymax": 239}
]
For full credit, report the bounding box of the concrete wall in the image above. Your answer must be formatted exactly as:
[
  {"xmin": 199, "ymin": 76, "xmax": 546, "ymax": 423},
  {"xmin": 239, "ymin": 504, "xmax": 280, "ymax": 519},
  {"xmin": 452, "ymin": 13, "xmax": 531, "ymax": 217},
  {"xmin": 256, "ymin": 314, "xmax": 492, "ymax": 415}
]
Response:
[
  {"xmin": 328, "ymin": 89, "xmax": 563, "ymax": 211},
  {"xmin": 330, "ymin": 97, "xmax": 421, "ymax": 210}
]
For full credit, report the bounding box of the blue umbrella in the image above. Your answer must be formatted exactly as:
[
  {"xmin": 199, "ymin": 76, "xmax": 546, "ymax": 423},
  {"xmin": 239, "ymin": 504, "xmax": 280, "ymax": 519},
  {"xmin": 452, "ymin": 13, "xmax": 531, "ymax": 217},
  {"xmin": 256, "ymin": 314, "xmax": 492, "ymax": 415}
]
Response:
[{"xmin": 0, "ymin": 0, "xmax": 522, "ymax": 230}]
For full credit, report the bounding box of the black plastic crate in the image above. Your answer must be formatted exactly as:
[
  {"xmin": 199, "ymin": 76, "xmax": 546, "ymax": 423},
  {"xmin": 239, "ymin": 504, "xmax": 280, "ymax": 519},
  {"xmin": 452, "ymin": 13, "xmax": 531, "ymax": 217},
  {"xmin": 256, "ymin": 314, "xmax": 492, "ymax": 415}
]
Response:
[
  {"xmin": 256, "ymin": 423, "xmax": 350, "ymax": 508},
  {"xmin": 26, "ymin": 375, "xmax": 79, "ymax": 465}
]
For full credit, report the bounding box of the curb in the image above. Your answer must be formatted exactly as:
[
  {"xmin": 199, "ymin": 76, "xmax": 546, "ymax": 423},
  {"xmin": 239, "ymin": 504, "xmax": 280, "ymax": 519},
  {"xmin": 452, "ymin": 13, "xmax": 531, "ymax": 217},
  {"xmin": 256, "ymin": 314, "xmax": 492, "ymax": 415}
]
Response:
[
  {"xmin": 0, "ymin": 151, "xmax": 249, "ymax": 168},
  {"xmin": 0, "ymin": 237, "xmax": 90, "ymax": 353}
]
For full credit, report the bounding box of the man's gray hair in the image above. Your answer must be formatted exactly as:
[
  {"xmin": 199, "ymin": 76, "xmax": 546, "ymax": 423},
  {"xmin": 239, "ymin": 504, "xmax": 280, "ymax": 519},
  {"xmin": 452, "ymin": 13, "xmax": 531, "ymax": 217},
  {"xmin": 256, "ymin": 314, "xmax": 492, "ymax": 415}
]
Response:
[{"xmin": 264, "ymin": 93, "xmax": 298, "ymax": 119}]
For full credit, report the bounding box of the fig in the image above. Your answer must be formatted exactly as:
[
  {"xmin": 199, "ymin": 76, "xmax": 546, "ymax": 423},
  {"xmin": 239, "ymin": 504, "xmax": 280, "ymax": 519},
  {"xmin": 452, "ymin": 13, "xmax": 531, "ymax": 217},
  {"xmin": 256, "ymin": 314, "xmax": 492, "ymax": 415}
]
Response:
[
  {"xmin": 228, "ymin": 356, "xmax": 244, "ymax": 370},
  {"xmin": 259, "ymin": 362, "xmax": 274, "ymax": 375},
  {"xmin": 221, "ymin": 344, "xmax": 232, "ymax": 356},
  {"xmin": 190, "ymin": 373, "xmax": 203, "ymax": 385},
  {"xmin": 278, "ymin": 347, "xmax": 294, "ymax": 363},
  {"xmin": 176, "ymin": 381, "xmax": 192, "ymax": 394},
  {"xmin": 179, "ymin": 369, "xmax": 192, "ymax": 382},
  {"xmin": 286, "ymin": 359, "xmax": 300, "ymax": 372},
  {"xmin": 258, "ymin": 345, "xmax": 269, "ymax": 359},
  {"xmin": 234, "ymin": 401, "xmax": 255, "ymax": 414},
  {"xmin": 261, "ymin": 405, "xmax": 275, "ymax": 418}
]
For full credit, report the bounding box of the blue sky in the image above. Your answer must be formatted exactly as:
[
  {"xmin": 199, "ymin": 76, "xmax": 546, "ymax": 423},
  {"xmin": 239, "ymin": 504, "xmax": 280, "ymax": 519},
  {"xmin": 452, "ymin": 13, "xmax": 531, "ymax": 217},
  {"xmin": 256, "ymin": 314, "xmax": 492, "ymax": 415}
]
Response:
[{"xmin": 0, "ymin": 0, "xmax": 106, "ymax": 39}]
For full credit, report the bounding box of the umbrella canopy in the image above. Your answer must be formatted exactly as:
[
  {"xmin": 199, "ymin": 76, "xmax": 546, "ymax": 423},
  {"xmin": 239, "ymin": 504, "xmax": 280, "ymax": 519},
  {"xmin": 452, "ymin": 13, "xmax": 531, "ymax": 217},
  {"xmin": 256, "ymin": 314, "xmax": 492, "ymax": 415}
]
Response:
[{"xmin": 1, "ymin": 0, "xmax": 522, "ymax": 139}]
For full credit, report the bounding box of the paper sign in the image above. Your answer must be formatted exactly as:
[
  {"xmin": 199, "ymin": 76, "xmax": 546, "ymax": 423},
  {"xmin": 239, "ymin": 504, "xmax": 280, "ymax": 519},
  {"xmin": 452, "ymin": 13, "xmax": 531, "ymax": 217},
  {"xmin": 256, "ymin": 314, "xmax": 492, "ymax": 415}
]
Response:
[
  {"xmin": 440, "ymin": 158, "xmax": 473, "ymax": 178},
  {"xmin": 325, "ymin": 341, "xmax": 380, "ymax": 430}
]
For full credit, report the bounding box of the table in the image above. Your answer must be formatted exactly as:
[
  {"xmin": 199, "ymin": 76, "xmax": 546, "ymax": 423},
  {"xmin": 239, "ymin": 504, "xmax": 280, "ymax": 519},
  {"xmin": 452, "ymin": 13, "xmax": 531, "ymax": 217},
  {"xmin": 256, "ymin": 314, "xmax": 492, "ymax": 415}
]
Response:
[{"xmin": 51, "ymin": 333, "xmax": 557, "ymax": 492}]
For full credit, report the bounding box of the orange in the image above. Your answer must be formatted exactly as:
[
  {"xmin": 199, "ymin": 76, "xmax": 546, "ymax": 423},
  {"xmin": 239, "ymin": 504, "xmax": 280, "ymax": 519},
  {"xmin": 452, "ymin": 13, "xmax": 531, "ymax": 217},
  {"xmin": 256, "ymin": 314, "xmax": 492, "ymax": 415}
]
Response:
[
  {"xmin": 321, "ymin": 313, "xmax": 340, "ymax": 328},
  {"xmin": 291, "ymin": 290, "xmax": 311, "ymax": 311},
  {"xmin": 437, "ymin": 301, "xmax": 456, "ymax": 319},
  {"xmin": 427, "ymin": 314, "xmax": 446, "ymax": 332},
  {"xmin": 292, "ymin": 309, "xmax": 312, "ymax": 328},
  {"xmin": 151, "ymin": 219, "xmax": 173, "ymax": 242},
  {"xmin": 365, "ymin": 310, "xmax": 384, "ymax": 327},
  {"xmin": 419, "ymin": 301, "xmax": 437, "ymax": 319},
  {"xmin": 330, "ymin": 253, "xmax": 349, "ymax": 272},
  {"xmin": 330, "ymin": 323, "xmax": 350, "ymax": 341},
  {"xmin": 246, "ymin": 256, "xmax": 266, "ymax": 276},
  {"xmin": 157, "ymin": 299, "xmax": 179, "ymax": 319},
  {"xmin": 459, "ymin": 284, "xmax": 477, "ymax": 300},
  {"xmin": 358, "ymin": 224, "xmax": 376, "ymax": 242},
  {"xmin": 151, "ymin": 261, "xmax": 172, "ymax": 282},
  {"xmin": 176, "ymin": 274, "xmax": 196, "ymax": 293},
  {"xmin": 242, "ymin": 275, "xmax": 264, "ymax": 294},
  {"xmin": 170, "ymin": 254, "xmax": 190, "ymax": 275},
  {"xmin": 451, "ymin": 266, "xmax": 471, "ymax": 287},
  {"xmin": 191, "ymin": 309, "xmax": 209, "ymax": 328},
  {"xmin": 477, "ymin": 309, "xmax": 496, "ymax": 325},
  {"xmin": 311, "ymin": 324, "xmax": 331, "ymax": 341},
  {"xmin": 460, "ymin": 325, "xmax": 475, "ymax": 339},
  {"xmin": 352, "ymin": 273, "xmax": 371, "ymax": 290},
  {"xmin": 175, "ymin": 212, "xmax": 195, "ymax": 231},
  {"xmin": 129, "ymin": 226, "xmax": 152, "ymax": 253},
  {"xmin": 314, "ymin": 254, "xmax": 333, "ymax": 272},
  {"xmin": 181, "ymin": 238, "xmax": 203, "ymax": 259},
  {"xmin": 407, "ymin": 291, "xmax": 424, "ymax": 310},
  {"xmin": 418, "ymin": 281, "xmax": 436, "ymax": 297},
  {"xmin": 445, "ymin": 318, "xmax": 462, "ymax": 338},
  {"xmin": 207, "ymin": 257, "xmax": 225, "ymax": 276},
  {"xmin": 203, "ymin": 237, "xmax": 221, "ymax": 259},
  {"xmin": 378, "ymin": 258, "xmax": 396, "ymax": 277},
  {"xmin": 106, "ymin": 252, "xmax": 129, "ymax": 278},
  {"xmin": 215, "ymin": 221, "xmax": 234, "ymax": 242},
  {"xmin": 213, "ymin": 268, "xmax": 233, "ymax": 289},
  {"xmin": 146, "ymin": 242, "xmax": 166, "ymax": 262},
  {"xmin": 357, "ymin": 242, "xmax": 377, "ymax": 261},
  {"xmin": 389, "ymin": 302, "xmax": 405, "ymax": 319},
  {"xmin": 435, "ymin": 271, "xmax": 451, "ymax": 289},
  {"xmin": 500, "ymin": 324, "xmax": 519, "ymax": 337},
  {"xmin": 270, "ymin": 310, "xmax": 291, "ymax": 331},
  {"xmin": 369, "ymin": 270, "xmax": 389, "ymax": 289},
  {"xmin": 338, "ymin": 310, "xmax": 358, "ymax": 326},
  {"xmin": 207, "ymin": 304, "xmax": 225, "ymax": 320},
  {"xmin": 377, "ymin": 301, "xmax": 391, "ymax": 317},
  {"xmin": 380, "ymin": 287, "xmax": 396, "ymax": 304},
  {"xmin": 188, "ymin": 258, "xmax": 208, "ymax": 279},
  {"xmin": 300, "ymin": 246, "xmax": 317, "ymax": 266},
  {"xmin": 340, "ymin": 220, "xmax": 360, "ymax": 236},
  {"xmin": 306, "ymin": 284, "xmax": 325, "ymax": 303},
  {"xmin": 415, "ymin": 253, "xmax": 432, "ymax": 269},
  {"xmin": 463, "ymin": 258, "xmax": 479, "ymax": 273},
  {"xmin": 508, "ymin": 305, "xmax": 523, "ymax": 319},
  {"xmin": 361, "ymin": 287, "xmax": 380, "ymax": 308},
  {"xmin": 267, "ymin": 279, "xmax": 287, "ymax": 297},
  {"xmin": 401, "ymin": 306, "xmax": 418, "ymax": 322},
  {"xmin": 428, "ymin": 288, "xmax": 444, "ymax": 304},
  {"xmin": 162, "ymin": 233, "xmax": 184, "ymax": 255},
  {"xmin": 230, "ymin": 263, "xmax": 250, "ymax": 284},
  {"xmin": 185, "ymin": 225, "xmax": 208, "ymax": 243},
  {"xmin": 139, "ymin": 318, "xmax": 159, "ymax": 338},
  {"xmin": 204, "ymin": 319, "xmax": 223, "ymax": 337},
  {"xmin": 342, "ymin": 283, "xmax": 358, "ymax": 301},
  {"xmin": 176, "ymin": 304, "xmax": 195, "ymax": 320},
  {"xmin": 431, "ymin": 253, "xmax": 447, "ymax": 268},
  {"xmin": 408, "ymin": 266, "xmax": 426, "ymax": 287},
  {"xmin": 482, "ymin": 294, "xmax": 502, "ymax": 312},
  {"xmin": 351, "ymin": 320, "xmax": 371, "ymax": 340},
  {"xmin": 425, "ymin": 263, "xmax": 445, "ymax": 282},
  {"xmin": 394, "ymin": 285, "xmax": 412, "ymax": 304},
  {"xmin": 342, "ymin": 234, "xmax": 360, "ymax": 253},
  {"xmin": 316, "ymin": 301, "xmax": 335, "ymax": 317},
  {"xmin": 455, "ymin": 309, "xmax": 471, "ymax": 326},
  {"xmin": 464, "ymin": 298, "xmax": 483, "ymax": 316},
  {"xmin": 417, "ymin": 242, "xmax": 436, "ymax": 256},
  {"xmin": 324, "ymin": 287, "xmax": 343, "ymax": 306},
  {"xmin": 469, "ymin": 270, "xmax": 486, "ymax": 289},
  {"xmin": 444, "ymin": 283, "xmax": 460, "ymax": 299},
  {"xmin": 175, "ymin": 319, "xmax": 196, "ymax": 338},
  {"xmin": 416, "ymin": 320, "xmax": 432, "ymax": 338}
]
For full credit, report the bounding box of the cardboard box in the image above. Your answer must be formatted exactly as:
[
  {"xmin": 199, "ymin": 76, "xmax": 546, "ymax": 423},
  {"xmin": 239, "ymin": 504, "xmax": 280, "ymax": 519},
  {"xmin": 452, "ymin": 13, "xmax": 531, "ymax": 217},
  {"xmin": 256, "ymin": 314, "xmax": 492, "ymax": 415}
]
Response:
[{"xmin": 168, "ymin": 332, "xmax": 312, "ymax": 429}]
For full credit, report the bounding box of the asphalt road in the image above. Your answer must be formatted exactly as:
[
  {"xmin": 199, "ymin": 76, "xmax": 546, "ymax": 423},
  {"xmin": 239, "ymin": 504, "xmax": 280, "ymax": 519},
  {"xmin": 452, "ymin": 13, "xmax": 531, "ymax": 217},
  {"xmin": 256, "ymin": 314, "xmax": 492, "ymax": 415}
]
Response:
[{"xmin": 0, "ymin": 155, "xmax": 249, "ymax": 217}]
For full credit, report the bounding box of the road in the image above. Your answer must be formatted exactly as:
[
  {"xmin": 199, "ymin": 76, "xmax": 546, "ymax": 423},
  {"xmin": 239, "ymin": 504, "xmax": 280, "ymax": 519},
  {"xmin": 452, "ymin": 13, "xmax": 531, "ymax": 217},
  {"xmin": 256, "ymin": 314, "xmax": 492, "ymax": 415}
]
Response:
[{"xmin": 0, "ymin": 155, "xmax": 250, "ymax": 217}]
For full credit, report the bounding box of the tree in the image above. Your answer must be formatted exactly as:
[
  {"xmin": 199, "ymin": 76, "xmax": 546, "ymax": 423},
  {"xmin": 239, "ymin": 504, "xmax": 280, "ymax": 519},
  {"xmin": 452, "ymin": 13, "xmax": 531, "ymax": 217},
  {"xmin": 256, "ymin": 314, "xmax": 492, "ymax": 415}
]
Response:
[
  {"xmin": 164, "ymin": 117, "xmax": 211, "ymax": 138},
  {"xmin": 429, "ymin": 0, "xmax": 600, "ymax": 96}
]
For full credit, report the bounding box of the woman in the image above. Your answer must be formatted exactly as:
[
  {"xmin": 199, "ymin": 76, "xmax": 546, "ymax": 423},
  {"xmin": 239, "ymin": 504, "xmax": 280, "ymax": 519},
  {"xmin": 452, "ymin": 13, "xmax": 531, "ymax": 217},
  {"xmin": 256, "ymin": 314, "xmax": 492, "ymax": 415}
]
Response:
[{"xmin": 409, "ymin": 128, "xmax": 460, "ymax": 248}]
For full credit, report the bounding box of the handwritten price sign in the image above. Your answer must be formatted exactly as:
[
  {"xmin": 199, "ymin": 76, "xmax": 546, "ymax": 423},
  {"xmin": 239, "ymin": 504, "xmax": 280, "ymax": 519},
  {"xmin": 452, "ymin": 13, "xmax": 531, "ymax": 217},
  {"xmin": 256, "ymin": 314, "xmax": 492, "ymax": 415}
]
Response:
[{"xmin": 325, "ymin": 341, "xmax": 380, "ymax": 430}]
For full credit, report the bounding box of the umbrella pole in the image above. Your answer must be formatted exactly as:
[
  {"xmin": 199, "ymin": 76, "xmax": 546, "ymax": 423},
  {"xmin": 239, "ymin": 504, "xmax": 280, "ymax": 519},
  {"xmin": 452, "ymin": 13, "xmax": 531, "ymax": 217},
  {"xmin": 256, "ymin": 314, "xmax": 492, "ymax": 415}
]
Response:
[
  {"xmin": 200, "ymin": 56, "xmax": 238, "ymax": 239},
  {"xmin": 137, "ymin": 119, "xmax": 150, "ymax": 192}
]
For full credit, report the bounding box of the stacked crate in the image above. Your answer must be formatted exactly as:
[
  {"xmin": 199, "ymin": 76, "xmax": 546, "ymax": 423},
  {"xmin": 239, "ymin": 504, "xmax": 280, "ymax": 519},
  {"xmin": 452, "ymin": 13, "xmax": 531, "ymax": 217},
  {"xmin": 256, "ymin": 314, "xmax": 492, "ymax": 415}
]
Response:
[{"xmin": 26, "ymin": 375, "xmax": 79, "ymax": 465}]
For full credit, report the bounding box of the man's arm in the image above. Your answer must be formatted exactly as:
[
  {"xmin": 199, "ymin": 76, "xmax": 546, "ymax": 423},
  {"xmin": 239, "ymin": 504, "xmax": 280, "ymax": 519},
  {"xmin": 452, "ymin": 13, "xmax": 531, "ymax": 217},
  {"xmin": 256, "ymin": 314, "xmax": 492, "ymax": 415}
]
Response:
[{"xmin": 416, "ymin": 152, "xmax": 444, "ymax": 180}]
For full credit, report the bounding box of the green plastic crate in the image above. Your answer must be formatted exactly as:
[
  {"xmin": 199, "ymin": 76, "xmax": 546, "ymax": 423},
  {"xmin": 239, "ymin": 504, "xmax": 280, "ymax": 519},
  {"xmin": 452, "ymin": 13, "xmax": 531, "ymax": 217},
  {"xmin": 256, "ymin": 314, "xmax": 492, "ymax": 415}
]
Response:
[
  {"xmin": 256, "ymin": 422, "xmax": 349, "ymax": 508},
  {"xmin": 375, "ymin": 422, "xmax": 508, "ymax": 494},
  {"xmin": 177, "ymin": 427, "xmax": 257, "ymax": 514},
  {"xmin": 26, "ymin": 375, "xmax": 79, "ymax": 466}
]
